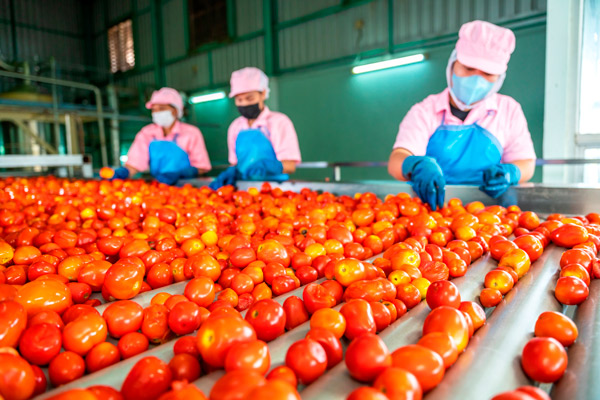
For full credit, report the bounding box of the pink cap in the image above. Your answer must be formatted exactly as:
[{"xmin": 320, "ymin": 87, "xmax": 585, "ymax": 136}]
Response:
[
  {"xmin": 229, "ymin": 67, "xmax": 270, "ymax": 98},
  {"xmin": 455, "ymin": 20, "xmax": 516, "ymax": 75},
  {"xmin": 145, "ymin": 87, "xmax": 184, "ymax": 118}
]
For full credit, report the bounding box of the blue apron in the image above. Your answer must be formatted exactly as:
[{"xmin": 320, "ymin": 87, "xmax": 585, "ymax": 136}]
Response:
[
  {"xmin": 235, "ymin": 128, "xmax": 289, "ymax": 181},
  {"xmin": 426, "ymin": 111, "xmax": 502, "ymax": 185},
  {"xmin": 148, "ymin": 134, "xmax": 192, "ymax": 177}
]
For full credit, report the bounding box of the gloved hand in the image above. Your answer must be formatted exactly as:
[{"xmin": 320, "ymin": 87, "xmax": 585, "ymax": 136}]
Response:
[
  {"xmin": 209, "ymin": 167, "xmax": 238, "ymax": 190},
  {"xmin": 112, "ymin": 167, "xmax": 130, "ymax": 180},
  {"xmin": 402, "ymin": 156, "xmax": 446, "ymax": 211},
  {"xmin": 244, "ymin": 159, "xmax": 283, "ymax": 180},
  {"xmin": 480, "ymin": 163, "xmax": 521, "ymax": 198},
  {"xmin": 155, "ymin": 172, "xmax": 180, "ymax": 185},
  {"xmin": 179, "ymin": 166, "xmax": 199, "ymax": 179}
]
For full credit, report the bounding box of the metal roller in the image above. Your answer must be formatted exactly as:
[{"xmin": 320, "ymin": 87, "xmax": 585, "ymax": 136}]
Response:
[
  {"xmin": 551, "ymin": 280, "xmax": 600, "ymax": 400},
  {"xmin": 425, "ymin": 246, "xmax": 563, "ymax": 400}
]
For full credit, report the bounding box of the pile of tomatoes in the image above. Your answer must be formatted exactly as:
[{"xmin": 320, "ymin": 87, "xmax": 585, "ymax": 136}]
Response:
[{"xmin": 0, "ymin": 176, "xmax": 599, "ymax": 400}]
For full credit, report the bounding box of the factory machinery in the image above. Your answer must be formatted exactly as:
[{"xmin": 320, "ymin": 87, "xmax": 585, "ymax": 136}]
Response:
[{"xmin": 29, "ymin": 179, "xmax": 600, "ymax": 400}]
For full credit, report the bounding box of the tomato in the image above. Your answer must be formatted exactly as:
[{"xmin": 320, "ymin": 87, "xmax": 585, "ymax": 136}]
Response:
[
  {"xmin": 426, "ymin": 280, "xmax": 461, "ymax": 309},
  {"xmin": 419, "ymin": 261, "xmax": 449, "ymax": 282},
  {"xmin": 515, "ymin": 386, "xmax": 551, "ymax": 400},
  {"xmin": 305, "ymin": 327, "xmax": 343, "ymax": 369},
  {"xmin": 372, "ymin": 367, "xmax": 422, "ymax": 400},
  {"xmin": 15, "ymin": 279, "xmax": 73, "ymax": 316},
  {"xmin": 303, "ymin": 283, "xmax": 336, "ymax": 314},
  {"xmin": 551, "ymin": 223, "xmax": 589, "ymax": 248},
  {"xmin": 86, "ymin": 342, "xmax": 120, "ymax": 373},
  {"xmin": 344, "ymin": 333, "xmax": 391, "ymax": 382},
  {"xmin": 521, "ymin": 337, "xmax": 567, "ymax": 383},
  {"xmin": 369, "ymin": 301, "xmax": 392, "ymax": 332},
  {"xmin": 103, "ymin": 300, "xmax": 144, "ymax": 338},
  {"xmin": 209, "ymin": 370, "xmax": 266, "ymax": 400},
  {"xmin": 0, "ymin": 353, "xmax": 36, "ymax": 400},
  {"xmin": 230, "ymin": 248, "xmax": 257, "ymax": 268},
  {"xmin": 267, "ymin": 365, "xmax": 297, "ymax": 388},
  {"xmin": 490, "ymin": 240, "xmax": 519, "ymax": 261},
  {"xmin": 185, "ymin": 254, "xmax": 221, "ymax": 282},
  {"xmin": 49, "ymin": 351, "xmax": 86, "ymax": 386},
  {"xmin": 480, "ymin": 288, "xmax": 503, "ymax": 308},
  {"xmin": 103, "ymin": 257, "xmax": 145, "ymax": 300},
  {"xmin": 340, "ymin": 299, "xmax": 376, "ymax": 340},
  {"xmin": 257, "ymin": 240, "xmax": 290, "ymax": 267},
  {"xmin": 458, "ymin": 301, "xmax": 486, "ymax": 331},
  {"xmin": 13, "ymin": 245, "xmax": 41, "ymax": 265},
  {"xmin": 168, "ymin": 301, "xmax": 203, "ymax": 335},
  {"xmin": 121, "ymin": 357, "xmax": 172, "ymax": 400},
  {"xmin": 118, "ymin": 332, "xmax": 149, "ymax": 359},
  {"xmin": 168, "ymin": 353, "xmax": 202, "ymax": 382},
  {"xmin": 285, "ymin": 338, "xmax": 327, "ymax": 385},
  {"xmin": 423, "ymin": 306, "xmax": 469, "ymax": 352},
  {"xmin": 88, "ymin": 385, "xmax": 125, "ymax": 400},
  {"xmin": 0, "ymin": 300, "xmax": 27, "ymax": 348},
  {"xmin": 498, "ymin": 248, "xmax": 531, "ymax": 279},
  {"xmin": 555, "ymin": 276, "xmax": 589, "ymax": 305},
  {"xmin": 396, "ymin": 283, "xmax": 422, "ymax": 309},
  {"xmin": 18, "ymin": 323, "xmax": 61, "ymax": 365},
  {"xmin": 534, "ymin": 311, "xmax": 578, "ymax": 347},
  {"xmin": 283, "ymin": 296, "xmax": 309, "ymax": 331},
  {"xmin": 417, "ymin": 331, "xmax": 458, "ymax": 369},
  {"xmin": 245, "ymin": 299, "xmax": 286, "ymax": 342},
  {"xmin": 391, "ymin": 344, "xmax": 444, "ymax": 392},
  {"xmin": 513, "ymin": 235, "xmax": 544, "ymax": 262},
  {"xmin": 142, "ymin": 304, "xmax": 170, "ymax": 344},
  {"xmin": 224, "ymin": 340, "xmax": 270, "ymax": 375},
  {"xmin": 484, "ymin": 269, "xmax": 514, "ymax": 295},
  {"xmin": 560, "ymin": 249, "xmax": 593, "ymax": 271},
  {"xmin": 245, "ymin": 379, "xmax": 301, "ymax": 400},
  {"xmin": 197, "ymin": 314, "xmax": 256, "ymax": 368},
  {"xmin": 62, "ymin": 312, "xmax": 108, "ymax": 356},
  {"xmin": 347, "ymin": 387, "xmax": 389, "ymax": 400},
  {"xmin": 518, "ymin": 211, "xmax": 540, "ymax": 230}
]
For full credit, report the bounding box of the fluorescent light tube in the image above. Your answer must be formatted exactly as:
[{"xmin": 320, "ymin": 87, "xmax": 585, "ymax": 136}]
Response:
[
  {"xmin": 352, "ymin": 54, "xmax": 426, "ymax": 74},
  {"xmin": 189, "ymin": 91, "xmax": 226, "ymax": 104}
]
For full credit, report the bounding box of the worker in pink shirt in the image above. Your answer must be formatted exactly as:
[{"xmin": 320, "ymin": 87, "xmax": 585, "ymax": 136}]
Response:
[
  {"xmin": 210, "ymin": 67, "xmax": 301, "ymax": 189},
  {"xmin": 111, "ymin": 87, "xmax": 211, "ymax": 185},
  {"xmin": 388, "ymin": 20, "xmax": 536, "ymax": 210}
]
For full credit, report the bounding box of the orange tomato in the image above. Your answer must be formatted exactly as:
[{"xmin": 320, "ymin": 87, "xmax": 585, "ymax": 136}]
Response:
[
  {"xmin": 422, "ymin": 306, "xmax": 470, "ymax": 352},
  {"xmin": 333, "ymin": 258, "xmax": 366, "ymax": 287},
  {"xmin": 16, "ymin": 279, "xmax": 73, "ymax": 316},
  {"xmin": 310, "ymin": 308, "xmax": 346, "ymax": 339},
  {"xmin": 498, "ymin": 248, "xmax": 531, "ymax": 279},
  {"xmin": 534, "ymin": 311, "xmax": 578, "ymax": 347},
  {"xmin": 484, "ymin": 269, "xmax": 514, "ymax": 295}
]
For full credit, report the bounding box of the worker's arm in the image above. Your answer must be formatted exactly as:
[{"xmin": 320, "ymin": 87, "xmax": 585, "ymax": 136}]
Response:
[
  {"xmin": 124, "ymin": 165, "xmax": 139, "ymax": 177},
  {"xmin": 387, "ymin": 148, "xmax": 413, "ymax": 181},
  {"xmin": 510, "ymin": 159, "xmax": 535, "ymax": 182},
  {"xmin": 282, "ymin": 160, "xmax": 297, "ymax": 174},
  {"xmin": 196, "ymin": 167, "xmax": 209, "ymax": 175}
]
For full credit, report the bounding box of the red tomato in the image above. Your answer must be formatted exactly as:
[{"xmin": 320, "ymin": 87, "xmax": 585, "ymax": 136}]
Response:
[
  {"xmin": 62, "ymin": 313, "xmax": 108, "ymax": 356},
  {"xmin": 480, "ymin": 288, "xmax": 503, "ymax": 308},
  {"xmin": 142, "ymin": 304, "xmax": 170, "ymax": 344},
  {"xmin": 168, "ymin": 353, "xmax": 202, "ymax": 382},
  {"xmin": 515, "ymin": 386, "xmax": 551, "ymax": 400},
  {"xmin": 305, "ymin": 327, "xmax": 343, "ymax": 369},
  {"xmin": 340, "ymin": 299, "xmax": 376, "ymax": 340},
  {"xmin": 168, "ymin": 301, "xmax": 202, "ymax": 335},
  {"xmin": 285, "ymin": 338, "xmax": 327, "ymax": 385},
  {"xmin": 88, "ymin": 385, "xmax": 125, "ymax": 400},
  {"xmin": 196, "ymin": 314, "xmax": 256, "ymax": 368},
  {"xmin": 419, "ymin": 261, "xmax": 449, "ymax": 282},
  {"xmin": 18, "ymin": 323, "xmax": 62, "ymax": 365},
  {"xmin": 0, "ymin": 300, "xmax": 27, "ymax": 348},
  {"xmin": 267, "ymin": 365, "xmax": 298, "ymax": 388},
  {"xmin": 257, "ymin": 240, "xmax": 290, "ymax": 267},
  {"xmin": 391, "ymin": 344, "xmax": 444, "ymax": 392},
  {"xmin": 28, "ymin": 310, "xmax": 64, "ymax": 331},
  {"xmin": 102, "ymin": 300, "xmax": 144, "ymax": 338},
  {"xmin": 86, "ymin": 342, "xmax": 120, "ymax": 373},
  {"xmin": 0, "ymin": 353, "xmax": 36, "ymax": 400},
  {"xmin": 550, "ymin": 224, "xmax": 589, "ymax": 248},
  {"xmin": 173, "ymin": 336, "xmax": 200, "ymax": 358},
  {"xmin": 534, "ymin": 311, "xmax": 578, "ymax": 347},
  {"xmin": 458, "ymin": 301, "xmax": 486, "ymax": 331},
  {"xmin": 49, "ymin": 351, "xmax": 86, "ymax": 386},
  {"xmin": 345, "ymin": 333, "xmax": 391, "ymax": 382},
  {"xmin": 245, "ymin": 299, "xmax": 286, "ymax": 342},
  {"xmin": 513, "ymin": 234, "xmax": 544, "ymax": 262},
  {"xmin": 303, "ymin": 283, "xmax": 336, "ymax": 314},
  {"xmin": 372, "ymin": 367, "xmax": 422, "ymax": 400},
  {"xmin": 396, "ymin": 283, "xmax": 422, "ymax": 309},
  {"xmin": 209, "ymin": 370, "xmax": 266, "ymax": 400},
  {"xmin": 426, "ymin": 280, "xmax": 461, "ymax": 309},
  {"xmin": 347, "ymin": 387, "xmax": 390, "ymax": 400},
  {"xmin": 417, "ymin": 331, "xmax": 458, "ymax": 369},
  {"xmin": 15, "ymin": 279, "xmax": 73, "ymax": 316},
  {"xmin": 224, "ymin": 340, "xmax": 270, "ymax": 375},
  {"xmin": 118, "ymin": 332, "xmax": 149, "ymax": 359},
  {"xmin": 244, "ymin": 379, "xmax": 301, "ymax": 400},
  {"xmin": 31, "ymin": 364, "xmax": 47, "ymax": 397},
  {"xmin": 121, "ymin": 357, "xmax": 172, "ymax": 400},
  {"xmin": 321, "ymin": 280, "xmax": 344, "ymax": 304},
  {"xmin": 422, "ymin": 306, "xmax": 470, "ymax": 352},
  {"xmin": 555, "ymin": 276, "xmax": 589, "ymax": 305},
  {"xmin": 103, "ymin": 257, "xmax": 145, "ymax": 300},
  {"xmin": 521, "ymin": 337, "xmax": 567, "ymax": 383}
]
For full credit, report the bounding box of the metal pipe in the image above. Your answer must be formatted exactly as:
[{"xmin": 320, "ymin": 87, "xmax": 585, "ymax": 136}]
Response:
[
  {"xmin": 50, "ymin": 58, "xmax": 61, "ymax": 153},
  {"xmin": 0, "ymin": 69, "xmax": 108, "ymax": 166},
  {"xmin": 551, "ymin": 280, "xmax": 600, "ymax": 400},
  {"xmin": 425, "ymin": 246, "xmax": 563, "ymax": 400}
]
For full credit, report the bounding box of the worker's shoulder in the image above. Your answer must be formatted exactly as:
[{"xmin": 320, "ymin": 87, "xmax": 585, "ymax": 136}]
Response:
[
  {"xmin": 407, "ymin": 90, "xmax": 447, "ymax": 114},
  {"xmin": 265, "ymin": 110, "xmax": 294, "ymax": 125},
  {"xmin": 494, "ymin": 93, "xmax": 524, "ymax": 111},
  {"xmin": 177, "ymin": 121, "xmax": 203, "ymax": 135}
]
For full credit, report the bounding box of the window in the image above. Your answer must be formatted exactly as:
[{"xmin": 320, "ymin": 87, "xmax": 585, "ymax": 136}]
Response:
[
  {"xmin": 579, "ymin": 0, "xmax": 600, "ymax": 135},
  {"xmin": 188, "ymin": 0, "xmax": 229, "ymax": 49},
  {"xmin": 108, "ymin": 20, "xmax": 135, "ymax": 73}
]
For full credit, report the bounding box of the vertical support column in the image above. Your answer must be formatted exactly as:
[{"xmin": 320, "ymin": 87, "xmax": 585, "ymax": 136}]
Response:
[
  {"xmin": 107, "ymin": 85, "xmax": 121, "ymax": 166},
  {"xmin": 151, "ymin": 0, "xmax": 166, "ymax": 87},
  {"xmin": 263, "ymin": 0, "xmax": 275, "ymax": 76},
  {"xmin": 387, "ymin": 0, "xmax": 394, "ymax": 54},
  {"xmin": 543, "ymin": 0, "xmax": 584, "ymax": 183},
  {"xmin": 8, "ymin": 0, "xmax": 17, "ymax": 60},
  {"xmin": 226, "ymin": 0, "xmax": 237, "ymax": 39}
]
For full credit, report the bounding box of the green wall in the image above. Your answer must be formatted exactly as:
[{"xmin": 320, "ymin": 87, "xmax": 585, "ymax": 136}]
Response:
[{"xmin": 171, "ymin": 24, "xmax": 546, "ymax": 182}]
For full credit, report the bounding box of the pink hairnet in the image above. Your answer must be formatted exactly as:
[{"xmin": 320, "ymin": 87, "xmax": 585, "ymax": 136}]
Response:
[
  {"xmin": 145, "ymin": 87, "xmax": 184, "ymax": 118},
  {"xmin": 229, "ymin": 67, "xmax": 270, "ymax": 99}
]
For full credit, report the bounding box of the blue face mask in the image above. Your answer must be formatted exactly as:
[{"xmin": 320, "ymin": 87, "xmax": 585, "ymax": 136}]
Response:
[{"xmin": 451, "ymin": 73, "xmax": 494, "ymax": 107}]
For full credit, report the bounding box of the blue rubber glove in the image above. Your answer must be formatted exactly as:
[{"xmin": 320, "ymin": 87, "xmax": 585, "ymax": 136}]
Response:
[
  {"xmin": 245, "ymin": 159, "xmax": 283, "ymax": 180},
  {"xmin": 480, "ymin": 163, "xmax": 521, "ymax": 198},
  {"xmin": 111, "ymin": 167, "xmax": 130, "ymax": 180},
  {"xmin": 155, "ymin": 172, "xmax": 180, "ymax": 185},
  {"xmin": 402, "ymin": 156, "xmax": 446, "ymax": 211},
  {"xmin": 179, "ymin": 166, "xmax": 199, "ymax": 179},
  {"xmin": 209, "ymin": 167, "xmax": 238, "ymax": 190}
]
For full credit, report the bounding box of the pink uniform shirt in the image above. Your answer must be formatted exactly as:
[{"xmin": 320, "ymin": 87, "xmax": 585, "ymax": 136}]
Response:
[
  {"xmin": 126, "ymin": 121, "xmax": 212, "ymax": 172},
  {"xmin": 393, "ymin": 88, "xmax": 536, "ymax": 163},
  {"xmin": 227, "ymin": 106, "xmax": 302, "ymax": 165}
]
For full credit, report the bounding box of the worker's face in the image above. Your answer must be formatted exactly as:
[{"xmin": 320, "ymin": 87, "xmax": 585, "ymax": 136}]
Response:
[
  {"xmin": 234, "ymin": 91, "xmax": 266, "ymax": 109},
  {"xmin": 151, "ymin": 104, "xmax": 178, "ymax": 119},
  {"xmin": 453, "ymin": 61, "xmax": 499, "ymax": 83}
]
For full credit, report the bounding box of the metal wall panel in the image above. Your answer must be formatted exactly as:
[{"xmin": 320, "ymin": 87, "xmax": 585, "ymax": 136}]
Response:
[
  {"xmin": 136, "ymin": 12, "xmax": 154, "ymax": 68},
  {"xmin": 277, "ymin": 0, "xmax": 339, "ymax": 22},
  {"xmin": 165, "ymin": 53, "xmax": 210, "ymax": 91},
  {"xmin": 93, "ymin": 0, "xmax": 106, "ymax": 35},
  {"xmin": 0, "ymin": 0, "xmax": 9, "ymax": 20},
  {"xmin": 0, "ymin": 21, "xmax": 12, "ymax": 60},
  {"xmin": 162, "ymin": 0, "xmax": 186, "ymax": 61},
  {"xmin": 123, "ymin": 70, "xmax": 156, "ymax": 88},
  {"xmin": 211, "ymin": 37, "xmax": 265, "ymax": 84},
  {"xmin": 94, "ymin": 35, "xmax": 109, "ymax": 76},
  {"xmin": 393, "ymin": 0, "xmax": 547, "ymax": 44},
  {"xmin": 15, "ymin": 27, "xmax": 85, "ymax": 65},
  {"xmin": 107, "ymin": 0, "xmax": 133, "ymax": 24},
  {"xmin": 14, "ymin": 0, "xmax": 83, "ymax": 35},
  {"xmin": 236, "ymin": 0, "xmax": 264, "ymax": 36},
  {"xmin": 137, "ymin": 0, "xmax": 152, "ymax": 11},
  {"xmin": 278, "ymin": 0, "xmax": 388, "ymax": 70}
]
